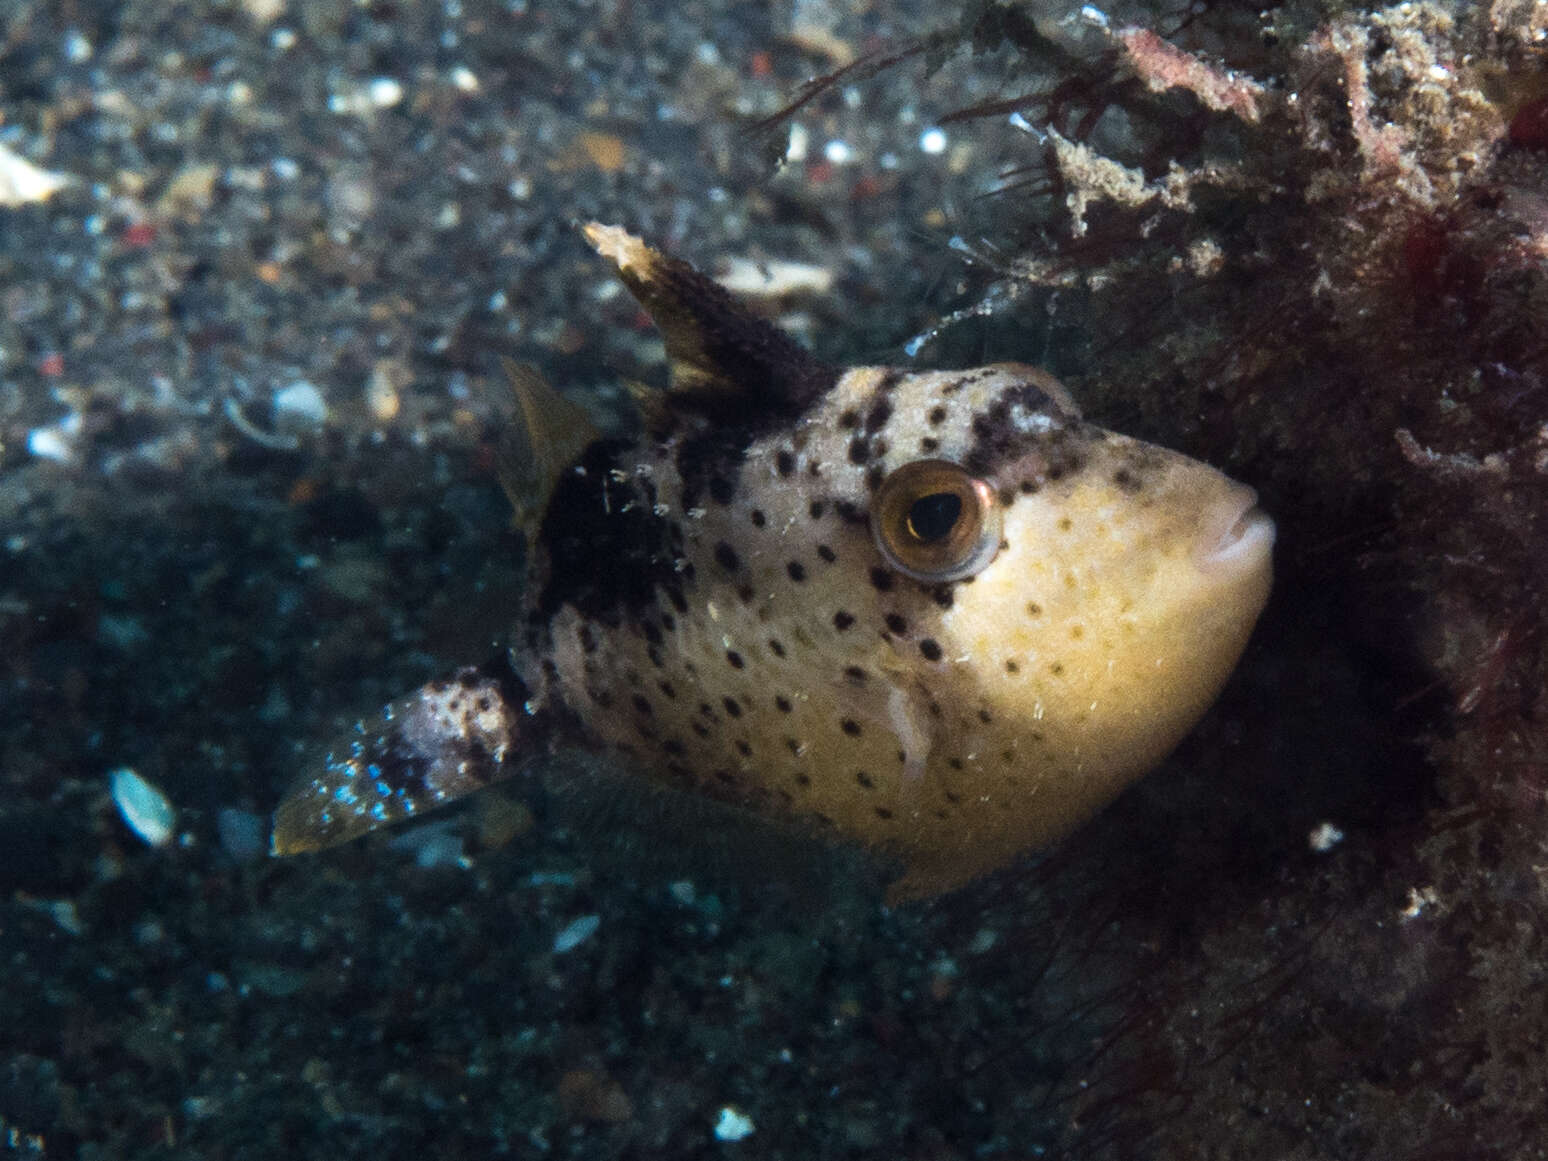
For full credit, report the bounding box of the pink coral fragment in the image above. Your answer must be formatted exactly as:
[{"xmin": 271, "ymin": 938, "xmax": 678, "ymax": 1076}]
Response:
[{"xmin": 1116, "ymin": 27, "xmax": 1263, "ymax": 123}]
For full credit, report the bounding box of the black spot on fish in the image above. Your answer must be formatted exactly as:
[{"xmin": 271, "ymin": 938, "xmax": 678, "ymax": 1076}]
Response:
[
  {"xmin": 723, "ymin": 696, "xmax": 743, "ymax": 717},
  {"xmin": 775, "ymin": 695, "xmax": 792, "ymax": 713},
  {"xmin": 961, "ymin": 381, "xmax": 1068, "ymax": 476},
  {"xmin": 855, "ymin": 770, "xmax": 874, "ymax": 788},
  {"xmin": 833, "ymin": 611, "xmax": 855, "ymax": 631},
  {"xmin": 869, "ymin": 567, "xmax": 893, "ymax": 592},
  {"xmin": 848, "ymin": 437, "xmax": 870, "ymax": 465},
  {"xmin": 838, "ymin": 408, "xmax": 861, "ymax": 429},
  {"xmin": 817, "ymin": 545, "xmax": 837, "ymax": 563},
  {"xmin": 786, "ymin": 561, "xmax": 806, "ymax": 582},
  {"xmin": 714, "ymin": 541, "xmax": 740, "ymax": 572},
  {"xmin": 775, "ymin": 449, "xmax": 796, "ymax": 477},
  {"xmin": 808, "ymin": 500, "xmax": 825, "ymax": 520},
  {"xmin": 708, "ymin": 476, "xmax": 735, "ymax": 505},
  {"xmin": 932, "ymin": 587, "xmax": 954, "ymax": 609},
  {"xmin": 736, "ymin": 740, "xmax": 752, "ymax": 757},
  {"xmin": 632, "ymin": 694, "xmax": 653, "ymax": 716},
  {"xmin": 864, "ymin": 398, "xmax": 893, "ymax": 433},
  {"xmin": 927, "ymin": 406, "xmax": 946, "ymax": 426},
  {"xmin": 844, "ymin": 666, "xmax": 867, "ymax": 684},
  {"xmin": 726, "ymin": 650, "xmax": 745, "ymax": 669},
  {"xmin": 919, "ymin": 638, "xmax": 943, "ymax": 661},
  {"xmin": 749, "ymin": 508, "xmax": 766, "ymax": 527},
  {"xmin": 885, "ymin": 613, "xmax": 907, "ymax": 634},
  {"xmin": 842, "ymin": 719, "xmax": 862, "ymax": 737}
]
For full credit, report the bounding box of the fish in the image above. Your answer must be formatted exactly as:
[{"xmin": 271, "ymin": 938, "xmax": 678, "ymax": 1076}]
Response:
[{"xmin": 270, "ymin": 223, "xmax": 1275, "ymax": 902}]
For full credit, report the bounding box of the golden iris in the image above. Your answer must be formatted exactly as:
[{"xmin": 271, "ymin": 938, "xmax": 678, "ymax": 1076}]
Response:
[{"xmin": 871, "ymin": 460, "xmax": 1002, "ymax": 582}]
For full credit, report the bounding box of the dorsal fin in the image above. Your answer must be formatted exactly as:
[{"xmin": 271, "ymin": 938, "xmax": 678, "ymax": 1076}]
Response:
[
  {"xmin": 496, "ymin": 357, "xmax": 600, "ymax": 539},
  {"xmin": 581, "ymin": 222, "xmax": 837, "ymax": 417}
]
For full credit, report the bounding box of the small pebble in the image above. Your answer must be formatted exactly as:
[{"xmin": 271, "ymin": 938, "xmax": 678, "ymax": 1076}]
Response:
[
  {"xmin": 713, "ymin": 1106, "xmax": 756, "ymax": 1141},
  {"xmin": 110, "ymin": 766, "xmax": 176, "ymax": 848},
  {"xmin": 552, "ymin": 913, "xmax": 600, "ymax": 954},
  {"xmin": 1308, "ymin": 820, "xmax": 1344, "ymax": 852}
]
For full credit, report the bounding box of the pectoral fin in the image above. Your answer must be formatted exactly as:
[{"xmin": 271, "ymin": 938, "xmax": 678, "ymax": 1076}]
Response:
[{"xmin": 271, "ymin": 666, "xmax": 530, "ymax": 855}]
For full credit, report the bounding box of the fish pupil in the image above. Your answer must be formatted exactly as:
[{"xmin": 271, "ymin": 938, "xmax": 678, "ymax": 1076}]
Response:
[{"xmin": 907, "ymin": 492, "xmax": 961, "ymax": 543}]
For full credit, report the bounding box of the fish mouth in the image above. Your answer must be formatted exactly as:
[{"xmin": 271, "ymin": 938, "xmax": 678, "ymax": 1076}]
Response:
[{"xmin": 1195, "ymin": 486, "xmax": 1276, "ymax": 575}]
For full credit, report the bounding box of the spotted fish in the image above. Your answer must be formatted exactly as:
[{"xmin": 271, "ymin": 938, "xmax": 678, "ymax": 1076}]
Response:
[{"xmin": 271, "ymin": 224, "xmax": 1275, "ymax": 901}]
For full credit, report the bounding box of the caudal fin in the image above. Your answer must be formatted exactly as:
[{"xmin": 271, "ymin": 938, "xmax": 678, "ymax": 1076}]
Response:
[{"xmin": 271, "ymin": 666, "xmax": 531, "ymax": 855}]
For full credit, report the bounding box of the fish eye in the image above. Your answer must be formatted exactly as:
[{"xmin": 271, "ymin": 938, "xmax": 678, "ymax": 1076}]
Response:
[{"xmin": 871, "ymin": 459, "xmax": 1003, "ymax": 582}]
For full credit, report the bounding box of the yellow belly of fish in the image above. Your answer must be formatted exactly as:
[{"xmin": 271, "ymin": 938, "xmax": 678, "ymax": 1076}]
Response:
[{"xmin": 545, "ymin": 599, "xmax": 1089, "ymax": 900}]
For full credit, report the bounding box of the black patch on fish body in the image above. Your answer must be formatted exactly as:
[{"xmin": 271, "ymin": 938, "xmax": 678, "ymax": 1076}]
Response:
[
  {"xmin": 536, "ymin": 437, "xmax": 680, "ymax": 625},
  {"xmin": 962, "ymin": 382, "xmax": 1085, "ymax": 480}
]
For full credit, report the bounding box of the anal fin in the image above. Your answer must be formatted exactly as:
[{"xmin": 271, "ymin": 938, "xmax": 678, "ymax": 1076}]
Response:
[{"xmin": 271, "ymin": 666, "xmax": 528, "ymax": 855}]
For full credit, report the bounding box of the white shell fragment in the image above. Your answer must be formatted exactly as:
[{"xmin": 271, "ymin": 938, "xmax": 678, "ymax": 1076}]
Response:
[
  {"xmin": 713, "ymin": 1106, "xmax": 756, "ymax": 1142},
  {"xmin": 110, "ymin": 767, "xmax": 176, "ymax": 847},
  {"xmin": 716, "ymin": 256, "xmax": 834, "ymax": 300},
  {"xmin": 551, "ymin": 913, "xmax": 601, "ymax": 954},
  {"xmin": 272, "ymin": 380, "xmax": 328, "ymax": 432},
  {"xmin": 0, "ymin": 143, "xmax": 73, "ymax": 207}
]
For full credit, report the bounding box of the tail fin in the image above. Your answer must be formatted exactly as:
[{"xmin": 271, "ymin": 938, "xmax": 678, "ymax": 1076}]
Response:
[{"xmin": 271, "ymin": 665, "xmax": 533, "ymax": 855}]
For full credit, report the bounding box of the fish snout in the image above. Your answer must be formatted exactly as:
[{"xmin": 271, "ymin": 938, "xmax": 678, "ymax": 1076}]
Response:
[{"xmin": 1193, "ymin": 484, "xmax": 1276, "ymax": 577}]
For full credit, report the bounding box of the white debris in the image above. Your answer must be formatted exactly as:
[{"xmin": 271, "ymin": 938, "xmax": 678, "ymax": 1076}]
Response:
[
  {"xmin": 713, "ymin": 1106, "xmax": 756, "ymax": 1142},
  {"xmin": 110, "ymin": 767, "xmax": 176, "ymax": 848},
  {"xmin": 552, "ymin": 913, "xmax": 601, "ymax": 954},
  {"xmin": 1400, "ymin": 885, "xmax": 1440, "ymax": 921},
  {"xmin": 822, "ymin": 139, "xmax": 853, "ymax": 165},
  {"xmin": 449, "ymin": 65, "xmax": 480, "ymax": 93},
  {"xmin": 1307, "ymin": 821, "xmax": 1344, "ymax": 852},
  {"xmin": 367, "ymin": 77, "xmax": 404, "ymax": 109},
  {"xmin": 0, "ymin": 143, "xmax": 73, "ymax": 207},
  {"xmin": 784, "ymin": 123, "xmax": 809, "ymax": 164},
  {"xmin": 26, "ymin": 412, "xmax": 82, "ymax": 462},
  {"xmin": 918, "ymin": 127, "xmax": 948, "ymax": 155}
]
